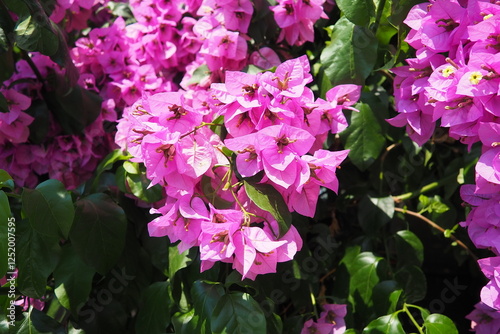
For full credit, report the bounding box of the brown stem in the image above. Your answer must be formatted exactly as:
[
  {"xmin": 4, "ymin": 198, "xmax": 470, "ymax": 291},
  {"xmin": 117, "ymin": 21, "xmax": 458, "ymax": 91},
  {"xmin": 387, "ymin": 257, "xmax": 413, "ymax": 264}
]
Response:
[{"xmin": 394, "ymin": 207, "xmax": 479, "ymax": 262}]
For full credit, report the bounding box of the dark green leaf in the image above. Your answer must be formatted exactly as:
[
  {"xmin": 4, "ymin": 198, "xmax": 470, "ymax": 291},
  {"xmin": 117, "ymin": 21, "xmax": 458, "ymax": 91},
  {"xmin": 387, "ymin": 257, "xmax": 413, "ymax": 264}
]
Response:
[
  {"xmin": 45, "ymin": 83, "xmax": 102, "ymax": 135},
  {"xmin": 22, "ymin": 179, "xmax": 74, "ymax": 239},
  {"xmin": 341, "ymin": 103, "xmax": 386, "ymax": 170},
  {"xmin": 0, "ymin": 191, "xmax": 10, "ymax": 277},
  {"xmin": 211, "ymin": 292, "xmax": 266, "ymax": 334},
  {"xmin": 349, "ymin": 252, "xmax": 385, "ymax": 305},
  {"xmin": 362, "ymin": 313, "xmax": 405, "ymax": 334},
  {"xmin": 3, "ymin": 0, "xmax": 29, "ymax": 16},
  {"xmin": 17, "ymin": 222, "xmax": 61, "ymax": 298},
  {"xmin": 0, "ymin": 92, "xmax": 8, "ymax": 113},
  {"xmin": 394, "ymin": 265, "xmax": 427, "ymax": 303},
  {"xmin": 172, "ymin": 309, "xmax": 210, "ymax": 334},
  {"xmin": 191, "ymin": 281, "xmax": 225, "ymax": 322},
  {"xmin": 126, "ymin": 172, "xmax": 164, "ymax": 203},
  {"xmin": 243, "ymin": 181, "xmax": 292, "ymax": 238},
  {"xmin": 135, "ymin": 281, "xmax": 172, "ymax": 334},
  {"xmin": 320, "ymin": 17, "xmax": 378, "ymax": 86},
  {"xmin": 358, "ymin": 195, "xmax": 394, "ymax": 235},
  {"xmin": 423, "ymin": 314, "xmax": 458, "ymax": 334},
  {"xmin": 0, "ymin": 28, "xmax": 14, "ymax": 82},
  {"xmin": 70, "ymin": 193, "xmax": 127, "ymax": 275},
  {"xmin": 28, "ymin": 308, "xmax": 65, "ymax": 334},
  {"xmin": 372, "ymin": 281, "xmax": 403, "ymax": 316},
  {"xmin": 96, "ymin": 149, "xmax": 131, "ymax": 175},
  {"xmin": 16, "ymin": 309, "xmax": 45, "ymax": 334},
  {"xmin": 26, "ymin": 99, "xmax": 51, "ymax": 144},
  {"xmin": 53, "ymin": 245, "xmax": 95, "ymax": 315},
  {"xmin": 394, "ymin": 230, "xmax": 424, "ymax": 268},
  {"xmin": 267, "ymin": 313, "xmax": 283, "ymax": 334},
  {"xmin": 336, "ymin": 0, "xmax": 375, "ymax": 26},
  {"xmin": 389, "ymin": 0, "xmax": 423, "ymax": 27},
  {"xmin": 14, "ymin": 15, "xmax": 58, "ymax": 55}
]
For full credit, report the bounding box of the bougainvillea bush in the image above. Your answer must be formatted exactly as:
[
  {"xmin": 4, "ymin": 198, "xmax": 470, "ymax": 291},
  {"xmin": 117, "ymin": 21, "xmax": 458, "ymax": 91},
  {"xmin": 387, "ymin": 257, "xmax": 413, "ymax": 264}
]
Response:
[{"xmin": 0, "ymin": 0, "xmax": 497, "ymax": 333}]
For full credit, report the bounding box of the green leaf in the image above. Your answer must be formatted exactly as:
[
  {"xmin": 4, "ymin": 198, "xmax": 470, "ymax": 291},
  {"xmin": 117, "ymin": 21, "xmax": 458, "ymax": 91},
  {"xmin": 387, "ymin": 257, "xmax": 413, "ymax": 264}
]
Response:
[
  {"xmin": 23, "ymin": 307, "xmax": 65, "ymax": 334},
  {"xmin": 423, "ymin": 314, "xmax": 458, "ymax": 334},
  {"xmin": 125, "ymin": 171, "xmax": 164, "ymax": 203},
  {"xmin": 267, "ymin": 313, "xmax": 283, "ymax": 334},
  {"xmin": 0, "ymin": 191, "xmax": 10, "ymax": 277},
  {"xmin": 17, "ymin": 222, "xmax": 61, "ymax": 299},
  {"xmin": 0, "ymin": 30, "xmax": 14, "ymax": 83},
  {"xmin": 45, "ymin": 84, "xmax": 102, "ymax": 135},
  {"xmin": 187, "ymin": 64, "xmax": 210, "ymax": 87},
  {"xmin": 0, "ymin": 315, "xmax": 8, "ymax": 333},
  {"xmin": 0, "ymin": 92, "xmax": 8, "ymax": 113},
  {"xmin": 96, "ymin": 150, "xmax": 131, "ymax": 175},
  {"xmin": 53, "ymin": 245, "xmax": 95, "ymax": 315},
  {"xmin": 16, "ymin": 309, "xmax": 45, "ymax": 334},
  {"xmin": 336, "ymin": 0, "xmax": 375, "ymax": 26},
  {"xmin": 211, "ymin": 292, "xmax": 266, "ymax": 334},
  {"xmin": 3, "ymin": 0, "xmax": 29, "ymax": 15},
  {"xmin": 394, "ymin": 230, "xmax": 424, "ymax": 268},
  {"xmin": 320, "ymin": 17, "xmax": 378, "ymax": 86},
  {"xmin": 394, "ymin": 265, "xmax": 427, "ymax": 303},
  {"xmin": 349, "ymin": 252, "xmax": 386, "ymax": 306},
  {"xmin": 0, "ymin": 169, "xmax": 14, "ymax": 190},
  {"xmin": 168, "ymin": 246, "xmax": 193, "ymax": 278},
  {"xmin": 106, "ymin": 1, "xmax": 134, "ymax": 18},
  {"xmin": 372, "ymin": 281, "xmax": 403, "ymax": 316},
  {"xmin": 69, "ymin": 193, "xmax": 127, "ymax": 275},
  {"xmin": 389, "ymin": 0, "xmax": 423, "ymax": 27},
  {"xmin": 191, "ymin": 281, "xmax": 225, "ymax": 322},
  {"xmin": 172, "ymin": 309, "xmax": 210, "ymax": 334},
  {"xmin": 26, "ymin": 99, "xmax": 51, "ymax": 144},
  {"xmin": 341, "ymin": 103, "xmax": 386, "ymax": 171},
  {"xmin": 374, "ymin": 0, "xmax": 398, "ymax": 45},
  {"xmin": 243, "ymin": 181, "xmax": 292, "ymax": 238},
  {"xmin": 135, "ymin": 281, "xmax": 172, "ymax": 334},
  {"xmin": 418, "ymin": 195, "xmax": 449, "ymax": 214},
  {"xmin": 362, "ymin": 313, "xmax": 405, "ymax": 334},
  {"xmin": 14, "ymin": 15, "xmax": 58, "ymax": 55},
  {"xmin": 358, "ymin": 195, "xmax": 394, "ymax": 235},
  {"xmin": 22, "ymin": 179, "xmax": 74, "ymax": 239}
]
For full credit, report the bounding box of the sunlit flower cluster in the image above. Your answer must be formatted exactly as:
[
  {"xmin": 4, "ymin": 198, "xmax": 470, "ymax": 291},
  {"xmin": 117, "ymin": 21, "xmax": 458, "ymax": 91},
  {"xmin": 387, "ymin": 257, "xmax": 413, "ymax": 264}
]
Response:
[{"xmin": 116, "ymin": 56, "xmax": 359, "ymax": 280}]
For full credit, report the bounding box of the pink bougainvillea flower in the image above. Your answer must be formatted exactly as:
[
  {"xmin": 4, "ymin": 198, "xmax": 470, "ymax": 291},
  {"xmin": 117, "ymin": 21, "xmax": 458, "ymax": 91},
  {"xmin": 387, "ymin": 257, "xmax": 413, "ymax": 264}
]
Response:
[
  {"xmin": 301, "ymin": 149, "xmax": 350, "ymax": 193},
  {"xmin": 466, "ymin": 302, "xmax": 500, "ymax": 334},
  {"xmin": 198, "ymin": 207, "xmax": 243, "ymax": 264},
  {"xmin": 301, "ymin": 303, "xmax": 347, "ymax": 334},
  {"xmin": 224, "ymin": 133, "xmax": 262, "ymax": 178},
  {"xmin": 256, "ymin": 124, "xmax": 315, "ymax": 189},
  {"xmin": 479, "ymin": 257, "xmax": 500, "ymax": 310},
  {"xmin": 148, "ymin": 196, "xmax": 208, "ymax": 253},
  {"xmin": 261, "ymin": 55, "xmax": 312, "ymax": 99},
  {"xmin": 232, "ymin": 226, "xmax": 287, "ymax": 280},
  {"xmin": 148, "ymin": 91, "xmax": 202, "ymax": 134},
  {"xmin": 250, "ymin": 47, "xmax": 282, "ymax": 70}
]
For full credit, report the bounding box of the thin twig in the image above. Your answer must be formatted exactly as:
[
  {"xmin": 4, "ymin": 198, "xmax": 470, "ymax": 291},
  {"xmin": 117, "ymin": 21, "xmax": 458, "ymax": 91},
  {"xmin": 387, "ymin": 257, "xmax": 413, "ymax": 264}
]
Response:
[{"xmin": 394, "ymin": 207, "xmax": 479, "ymax": 262}]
